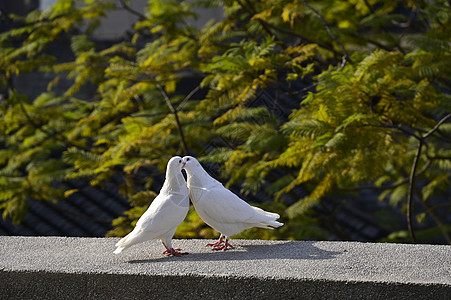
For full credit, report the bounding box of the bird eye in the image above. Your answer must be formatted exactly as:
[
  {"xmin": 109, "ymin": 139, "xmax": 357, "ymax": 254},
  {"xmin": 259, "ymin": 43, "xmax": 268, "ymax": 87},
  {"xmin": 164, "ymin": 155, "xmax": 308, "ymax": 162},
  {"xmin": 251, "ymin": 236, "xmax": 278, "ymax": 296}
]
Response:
[
  {"xmin": 179, "ymin": 159, "xmax": 181, "ymax": 163},
  {"xmin": 187, "ymin": 158, "xmax": 190, "ymax": 161}
]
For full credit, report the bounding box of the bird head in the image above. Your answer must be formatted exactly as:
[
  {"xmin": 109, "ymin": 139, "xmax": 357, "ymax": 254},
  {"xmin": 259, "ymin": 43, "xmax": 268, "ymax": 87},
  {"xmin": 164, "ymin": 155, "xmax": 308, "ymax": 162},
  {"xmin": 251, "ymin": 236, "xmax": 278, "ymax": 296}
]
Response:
[
  {"xmin": 181, "ymin": 156, "xmax": 199, "ymax": 171},
  {"xmin": 167, "ymin": 156, "xmax": 184, "ymax": 171}
]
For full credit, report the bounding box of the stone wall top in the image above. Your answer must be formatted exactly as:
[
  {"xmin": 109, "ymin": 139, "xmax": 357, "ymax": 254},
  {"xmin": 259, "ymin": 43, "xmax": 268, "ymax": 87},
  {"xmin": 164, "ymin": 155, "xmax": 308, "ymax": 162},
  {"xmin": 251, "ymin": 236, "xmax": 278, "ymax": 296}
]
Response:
[{"xmin": 1, "ymin": 236, "xmax": 450, "ymax": 299}]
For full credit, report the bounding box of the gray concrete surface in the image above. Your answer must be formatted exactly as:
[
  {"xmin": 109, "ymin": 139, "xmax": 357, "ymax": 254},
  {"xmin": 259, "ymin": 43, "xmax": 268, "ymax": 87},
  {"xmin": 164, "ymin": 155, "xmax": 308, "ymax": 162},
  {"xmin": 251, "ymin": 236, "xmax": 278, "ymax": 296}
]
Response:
[{"xmin": 0, "ymin": 236, "xmax": 450, "ymax": 299}]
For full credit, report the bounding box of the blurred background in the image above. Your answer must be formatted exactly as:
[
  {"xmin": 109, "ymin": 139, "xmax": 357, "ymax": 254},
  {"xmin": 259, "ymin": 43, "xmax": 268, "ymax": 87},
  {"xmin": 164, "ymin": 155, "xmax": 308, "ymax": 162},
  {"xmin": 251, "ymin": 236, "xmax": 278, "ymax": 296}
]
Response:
[{"xmin": 0, "ymin": 0, "xmax": 450, "ymax": 244}]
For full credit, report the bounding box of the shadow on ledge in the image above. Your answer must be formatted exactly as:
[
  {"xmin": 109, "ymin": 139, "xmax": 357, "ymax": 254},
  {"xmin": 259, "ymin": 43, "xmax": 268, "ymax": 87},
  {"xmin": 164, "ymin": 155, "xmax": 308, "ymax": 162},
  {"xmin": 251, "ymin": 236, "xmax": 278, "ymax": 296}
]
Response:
[{"xmin": 128, "ymin": 241, "xmax": 343, "ymax": 264}]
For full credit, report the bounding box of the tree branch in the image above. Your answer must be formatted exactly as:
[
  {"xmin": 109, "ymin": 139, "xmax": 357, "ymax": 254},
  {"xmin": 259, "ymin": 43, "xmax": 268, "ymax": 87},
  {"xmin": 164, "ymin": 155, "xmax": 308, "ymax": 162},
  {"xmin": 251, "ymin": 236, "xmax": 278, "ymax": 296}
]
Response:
[
  {"xmin": 407, "ymin": 140, "xmax": 422, "ymax": 243},
  {"xmin": 177, "ymin": 85, "xmax": 201, "ymax": 112},
  {"xmin": 423, "ymin": 113, "xmax": 451, "ymax": 139},
  {"xmin": 119, "ymin": 0, "xmax": 147, "ymax": 21},
  {"xmin": 259, "ymin": 19, "xmax": 339, "ymax": 55},
  {"xmin": 156, "ymin": 84, "xmax": 190, "ymax": 155},
  {"xmin": 406, "ymin": 113, "xmax": 451, "ymax": 243},
  {"xmin": 299, "ymin": 1, "xmax": 350, "ymax": 68}
]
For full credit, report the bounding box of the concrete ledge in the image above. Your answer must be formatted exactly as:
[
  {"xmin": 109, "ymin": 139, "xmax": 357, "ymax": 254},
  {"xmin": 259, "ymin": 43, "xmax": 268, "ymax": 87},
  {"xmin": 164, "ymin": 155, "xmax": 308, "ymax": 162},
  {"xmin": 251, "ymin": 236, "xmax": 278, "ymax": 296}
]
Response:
[{"xmin": 0, "ymin": 237, "xmax": 450, "ymax": 299}]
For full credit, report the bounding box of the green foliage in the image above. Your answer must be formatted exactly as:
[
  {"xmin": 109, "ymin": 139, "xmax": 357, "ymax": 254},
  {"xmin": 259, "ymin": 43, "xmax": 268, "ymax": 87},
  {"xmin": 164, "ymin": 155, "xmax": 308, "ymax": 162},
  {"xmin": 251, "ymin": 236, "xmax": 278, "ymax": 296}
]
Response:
[{"xmin": 1, "ymin": 0, "xmax": 450, "ymax": 243}]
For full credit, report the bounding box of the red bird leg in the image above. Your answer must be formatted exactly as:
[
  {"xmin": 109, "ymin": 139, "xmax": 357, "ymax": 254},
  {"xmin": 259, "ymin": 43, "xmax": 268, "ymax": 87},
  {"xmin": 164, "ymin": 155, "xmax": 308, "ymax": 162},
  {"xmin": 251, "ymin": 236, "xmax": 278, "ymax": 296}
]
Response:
[
  {"xmin": 206, "ymin": 235, "xmax": 224, "ymax": 248},
  {"xmin": 212, "ymin": 236, "xmax": 234, "ymax": 251},
  {"xmin": 162, "ymin": 243, "xmax": 188, "ymax": 257}
]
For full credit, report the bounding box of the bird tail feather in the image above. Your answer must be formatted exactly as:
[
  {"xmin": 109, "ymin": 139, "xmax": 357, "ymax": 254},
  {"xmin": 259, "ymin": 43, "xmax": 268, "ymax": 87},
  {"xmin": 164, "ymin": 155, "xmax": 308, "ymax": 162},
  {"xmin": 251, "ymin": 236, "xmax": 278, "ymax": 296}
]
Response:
[
  {"xmin": 115, "ymin": 235, "xmax": 129, "ymax": 247},
  {"xmin": 252, "ymin": 206, "xmax": 280, "ymax": 219},
  {"xmin": 113, "ymin": 247, "xmax": 125, "ymax": 254},
  {"xmin": 113, "ymin": 233, "xmax": 133, "ymax": 254},
  {"xmin": 256, "ymin": 220, "xmax": 283, "ymax": 229},
  {"xmin": 251, "ymin": 206, "xmax": 283, "ymax": 228}
]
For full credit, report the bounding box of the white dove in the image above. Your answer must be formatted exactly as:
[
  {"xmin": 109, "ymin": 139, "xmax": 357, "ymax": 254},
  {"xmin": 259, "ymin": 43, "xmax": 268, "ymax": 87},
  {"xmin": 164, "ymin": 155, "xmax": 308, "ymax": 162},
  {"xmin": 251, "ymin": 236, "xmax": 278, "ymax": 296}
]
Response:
[
  {"xmin": 181, "ymin": 156, "xmax": 283, "ymax": 251},
  {"xmin": 114, "ymin": 156, "xmax": 189, "ymax": 256}
]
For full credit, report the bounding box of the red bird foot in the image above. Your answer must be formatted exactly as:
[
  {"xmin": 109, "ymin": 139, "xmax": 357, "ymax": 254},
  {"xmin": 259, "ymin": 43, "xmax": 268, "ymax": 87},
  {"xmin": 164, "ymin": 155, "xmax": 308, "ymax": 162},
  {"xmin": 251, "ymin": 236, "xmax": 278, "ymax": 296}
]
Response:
[
  {"xmin": 162, "ymin": 248, "xmax": 188, "ymax": 257},
  {"xmin": 206, "ymin": 238, "xmax": 224, "ymax": 248},
  {"xmin": 207, "ymin": 236, "xmax": 234, "ymax": 251},
  {"xmin": 205, "ymin": 234, "xmax": 233, "ymax": 251},
  {"xmin": 212, "ymin": 240, "xmax": 234, "ymax": 251}
]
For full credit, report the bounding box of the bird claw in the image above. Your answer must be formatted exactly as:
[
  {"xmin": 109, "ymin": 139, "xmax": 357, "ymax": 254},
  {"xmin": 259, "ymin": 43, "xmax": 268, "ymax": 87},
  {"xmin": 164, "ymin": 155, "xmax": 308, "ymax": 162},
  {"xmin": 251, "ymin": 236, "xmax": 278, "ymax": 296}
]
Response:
[
  {"xmin": 207, "ymin": 239, "xmax": 234, "ymax": 251},
  {"xmin": 206, "ymin": 241, "xmax": 223, "ymax": 247},
  {"xmin": 212, "ymin": 243, "xmax": 234, "ymax": 251},
  {"xmin": 206, "ymin": 236, "xmax": 225, "ymax": 248},
  {"xmin": 162, "ymin": 248, "xmax": 188, "ymax": 257}
]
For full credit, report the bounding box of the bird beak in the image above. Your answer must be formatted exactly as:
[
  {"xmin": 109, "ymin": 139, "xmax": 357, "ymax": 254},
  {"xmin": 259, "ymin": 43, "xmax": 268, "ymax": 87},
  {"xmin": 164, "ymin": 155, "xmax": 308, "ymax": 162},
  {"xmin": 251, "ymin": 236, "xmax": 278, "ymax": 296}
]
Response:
[{"xmin": 182, "ymin": 162, "xmax": 186, "ymax": 169}]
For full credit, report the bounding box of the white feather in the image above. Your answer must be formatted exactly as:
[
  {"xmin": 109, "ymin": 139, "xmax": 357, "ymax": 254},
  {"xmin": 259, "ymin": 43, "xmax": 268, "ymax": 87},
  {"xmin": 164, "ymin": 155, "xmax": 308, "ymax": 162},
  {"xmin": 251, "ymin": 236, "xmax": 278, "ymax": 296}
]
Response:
[
  {"xmin": 182, "ymin": 156, "xmax": 283, "ymax": 238},
  {"xmin": 114, "ymin": 156, "xmax": 189, "ymax": 254}
]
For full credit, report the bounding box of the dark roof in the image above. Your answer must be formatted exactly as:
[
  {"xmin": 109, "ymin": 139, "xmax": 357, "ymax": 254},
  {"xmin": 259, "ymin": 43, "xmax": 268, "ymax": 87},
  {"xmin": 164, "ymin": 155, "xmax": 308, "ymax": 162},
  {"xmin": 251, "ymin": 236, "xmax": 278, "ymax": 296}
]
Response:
[{"xmin": 0, "ymin": 179, "xmax": 131, "ymax": 237}]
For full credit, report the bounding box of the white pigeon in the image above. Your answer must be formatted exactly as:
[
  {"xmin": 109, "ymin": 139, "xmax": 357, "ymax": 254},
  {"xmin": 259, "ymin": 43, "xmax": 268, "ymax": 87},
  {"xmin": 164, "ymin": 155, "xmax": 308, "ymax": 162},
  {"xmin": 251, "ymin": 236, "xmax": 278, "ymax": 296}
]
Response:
[
  {"xmin": 181, "ymin": 156, "xmax": 283, "ymax": 250},
  {"xmin": 114, "ymin": 156, "xmax": 189, "ymax": 256}
]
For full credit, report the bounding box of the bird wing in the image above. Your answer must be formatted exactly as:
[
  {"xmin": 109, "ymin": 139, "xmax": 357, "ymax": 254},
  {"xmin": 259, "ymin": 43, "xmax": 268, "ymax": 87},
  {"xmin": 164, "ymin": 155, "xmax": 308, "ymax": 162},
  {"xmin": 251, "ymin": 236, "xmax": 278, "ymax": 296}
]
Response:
[
  {"xmin": 193, "ymin": 185, "xmax": 265, "ymax": 225},
  {"xmin": 137, "ymin": 192, "xmax": 189, "ymax": 234},
  {"xmin": 187, "ymin": 167, "xmax": 281, "ymax": 237},
  {"xmin": 116, "ymin": 192, "xmax": 189, "ymax": 248}
]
